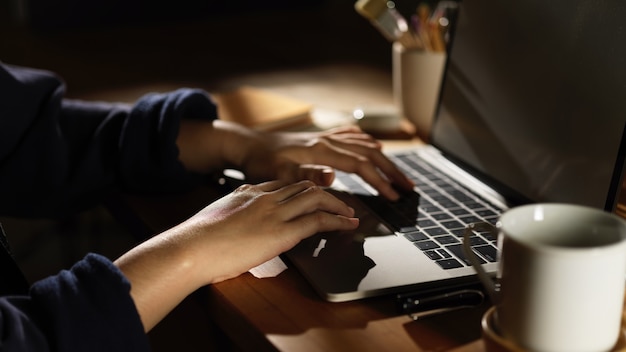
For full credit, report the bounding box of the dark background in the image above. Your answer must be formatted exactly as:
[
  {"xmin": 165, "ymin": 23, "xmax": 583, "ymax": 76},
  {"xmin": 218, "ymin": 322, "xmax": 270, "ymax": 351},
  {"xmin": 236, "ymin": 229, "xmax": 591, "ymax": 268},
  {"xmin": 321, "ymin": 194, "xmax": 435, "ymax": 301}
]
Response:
[
  {"xmin": 0, "ymin": 1, "xmax": 433, "ymax": 350},
  {"xmin": 0, "ymin": 0, "xmax": 434, "ymax": 97}
]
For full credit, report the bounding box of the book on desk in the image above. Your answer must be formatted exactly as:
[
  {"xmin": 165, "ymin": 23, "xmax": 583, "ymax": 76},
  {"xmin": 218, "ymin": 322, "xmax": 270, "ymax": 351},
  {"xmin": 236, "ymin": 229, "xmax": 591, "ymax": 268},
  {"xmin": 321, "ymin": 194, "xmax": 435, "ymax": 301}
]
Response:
[{"xmin": 212, "ymin": 85, "xmax": 314, "ymax": 131}]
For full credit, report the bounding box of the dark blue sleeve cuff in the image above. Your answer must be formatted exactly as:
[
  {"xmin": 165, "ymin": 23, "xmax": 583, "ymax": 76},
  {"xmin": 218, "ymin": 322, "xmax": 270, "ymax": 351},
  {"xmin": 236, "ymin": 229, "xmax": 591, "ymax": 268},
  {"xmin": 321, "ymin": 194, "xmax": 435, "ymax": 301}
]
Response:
[
  {"xmin": 118, "ymin": 88, "xmax": 218, "ymax": 193},
  {"xmin": 29, "ymin": 253, "xmax": 151, "ymax": 352}
]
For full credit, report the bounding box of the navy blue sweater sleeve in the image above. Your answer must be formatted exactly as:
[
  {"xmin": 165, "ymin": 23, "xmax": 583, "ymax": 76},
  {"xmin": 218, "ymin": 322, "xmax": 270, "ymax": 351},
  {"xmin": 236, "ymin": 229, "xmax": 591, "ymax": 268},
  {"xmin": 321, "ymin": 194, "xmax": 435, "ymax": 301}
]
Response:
[
  {"xmin": 0, "ymin": 253, "xmax": 150, "ymax": 352},
  {"xmin": 0, "ymin": 63, "xmax": 218, "ymax": 217}
]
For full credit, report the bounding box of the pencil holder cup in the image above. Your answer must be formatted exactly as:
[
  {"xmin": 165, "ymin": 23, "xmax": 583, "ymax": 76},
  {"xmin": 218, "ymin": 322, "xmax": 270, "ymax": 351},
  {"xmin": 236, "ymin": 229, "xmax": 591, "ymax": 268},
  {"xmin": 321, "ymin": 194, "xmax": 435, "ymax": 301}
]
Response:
[{"xmin": 392, "ymin": 42, "xmax": 446, "ymax": 142}]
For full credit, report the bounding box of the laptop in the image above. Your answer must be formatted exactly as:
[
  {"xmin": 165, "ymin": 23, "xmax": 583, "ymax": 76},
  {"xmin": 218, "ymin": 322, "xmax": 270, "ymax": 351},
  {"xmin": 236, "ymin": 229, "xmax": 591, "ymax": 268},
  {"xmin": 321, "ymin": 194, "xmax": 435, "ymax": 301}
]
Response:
[{"xmin": 284, "ymin": 0, "xmax": 626, "ymax": 302}]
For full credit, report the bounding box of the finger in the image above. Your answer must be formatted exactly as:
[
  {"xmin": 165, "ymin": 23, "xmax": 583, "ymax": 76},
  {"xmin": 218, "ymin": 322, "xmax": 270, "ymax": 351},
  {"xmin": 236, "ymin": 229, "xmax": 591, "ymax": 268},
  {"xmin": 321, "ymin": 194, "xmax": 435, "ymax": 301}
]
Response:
[
  {"xmin": 320, "ymin": 125, "xmax": 364, "ymax": 136},
  {"xmin": 255, "ymin": 179, "xmax": 292, "ymax": 192},
  {"xmin": 315, "ymin": 132, "xmax": 411, "ymax": 189},
  {"xmin": 274, "ymin": 161, "xmax": 336, "ymax": 187},
  {"xmin": 360, "ymin": 152, "xmax": 415, "ymax": 191},
  {"xmin": 314, "ymin": 140, "xmax": 415, "ymax": 196},
  {"xmin": 287, "ymin": 212, "xmax": 359, "ymax": 238},
  {"xmin": 279, "ymin": 185, "xmax": 356, "ymax": 220},
  {"xmin": 322, "ymin": 127, "xmax": 382, "ymax": 147},
  {"xmin": 296, "ymin": 164, "xmax": 335, "ymax": 186},
  {"xmin": 269, "ymin": 179, "xmax": 319, "ymax": 201},
  {"xmin": 349, "ymin": 161, "xmax": 402, "ymax": 200},
  {"xmin": 303, "ymin": 143, "xmax": 403, "ymax": 200},
  {"xmin": 326, "ymin": 136, "xmax": 382, "ymax": 150}
]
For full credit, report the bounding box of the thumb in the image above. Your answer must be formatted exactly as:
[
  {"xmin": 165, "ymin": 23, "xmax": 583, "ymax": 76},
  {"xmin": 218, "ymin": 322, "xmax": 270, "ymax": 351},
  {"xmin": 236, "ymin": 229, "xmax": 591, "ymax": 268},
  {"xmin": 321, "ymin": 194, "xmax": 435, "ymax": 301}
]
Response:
[
  {"xmin": 299, "ymin": 164, "xmax": 335, "ymax": 186},
  {"xmin": 277, "ymin": 162, "xmax": 335, "ymax": 186}
]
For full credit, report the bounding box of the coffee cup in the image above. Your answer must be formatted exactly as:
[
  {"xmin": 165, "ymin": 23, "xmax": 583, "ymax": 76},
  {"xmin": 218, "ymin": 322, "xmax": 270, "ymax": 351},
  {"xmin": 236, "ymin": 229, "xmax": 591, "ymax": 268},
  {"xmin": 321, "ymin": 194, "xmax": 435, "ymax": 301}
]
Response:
[{"xmin": 463, "ymin": 203, "xmax": 626, "ymax": 352}]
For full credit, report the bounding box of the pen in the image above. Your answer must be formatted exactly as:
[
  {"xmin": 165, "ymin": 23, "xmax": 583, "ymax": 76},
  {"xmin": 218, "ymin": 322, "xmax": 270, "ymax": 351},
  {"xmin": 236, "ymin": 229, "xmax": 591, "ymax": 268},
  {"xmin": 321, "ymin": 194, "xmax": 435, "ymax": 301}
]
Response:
[
  {"xmin": 396, "ymin": 288, "xmax": 484, "ymax": 319},
  {"xmin": 429, "ymin": 1, "xmax": 459, "ymax": 52},
  {"xmin": 412, "ymin": 5, "xmax": 433, "ymax": 52},
  {"xmin": 427, "ymin": 16, "xmax": 446, "ymax": 52},
  {"xmin": 354, "ymin": 0, "xmax": 421, "ymax": 49}
]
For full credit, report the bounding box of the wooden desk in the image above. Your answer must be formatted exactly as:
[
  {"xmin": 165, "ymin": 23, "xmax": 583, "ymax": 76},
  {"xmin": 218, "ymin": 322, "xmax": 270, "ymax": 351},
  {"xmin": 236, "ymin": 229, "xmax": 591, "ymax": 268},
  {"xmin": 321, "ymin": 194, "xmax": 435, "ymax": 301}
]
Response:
[{"xmin": 113, "ymin": 64, "xmax": 626, "ymax": 352}]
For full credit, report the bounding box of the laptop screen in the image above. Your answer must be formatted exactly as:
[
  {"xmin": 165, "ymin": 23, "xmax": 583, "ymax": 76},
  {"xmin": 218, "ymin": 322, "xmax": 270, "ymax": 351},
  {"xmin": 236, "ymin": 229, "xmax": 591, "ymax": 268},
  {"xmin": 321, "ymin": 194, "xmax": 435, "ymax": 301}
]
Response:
[{"xmin": 431, "ymin": 0, "xmax": 626, "ymax": 211}]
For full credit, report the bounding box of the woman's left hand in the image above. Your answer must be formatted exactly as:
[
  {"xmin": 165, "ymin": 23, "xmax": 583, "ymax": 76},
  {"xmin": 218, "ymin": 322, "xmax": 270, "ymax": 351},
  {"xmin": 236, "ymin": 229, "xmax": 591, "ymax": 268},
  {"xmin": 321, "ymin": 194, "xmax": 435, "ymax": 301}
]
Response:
[
  {"xmin": 240, "ymin": 125, "xmax": 415, "ymax": 201},
  {"xmin": 177, "ymin": 120, "xmax": 414, "ymax": 201}
]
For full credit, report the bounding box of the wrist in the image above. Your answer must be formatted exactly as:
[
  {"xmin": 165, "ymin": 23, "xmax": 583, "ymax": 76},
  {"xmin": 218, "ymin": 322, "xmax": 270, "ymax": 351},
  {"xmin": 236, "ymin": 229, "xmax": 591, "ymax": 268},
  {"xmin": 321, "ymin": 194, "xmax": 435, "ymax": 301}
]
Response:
[
  {"xmin": 114, "ymin": 229, "xmax": 203, "ymax": 331},
  {"xmin": 213, "ymin": 120, "xmax": 265, "ymax": 169}
]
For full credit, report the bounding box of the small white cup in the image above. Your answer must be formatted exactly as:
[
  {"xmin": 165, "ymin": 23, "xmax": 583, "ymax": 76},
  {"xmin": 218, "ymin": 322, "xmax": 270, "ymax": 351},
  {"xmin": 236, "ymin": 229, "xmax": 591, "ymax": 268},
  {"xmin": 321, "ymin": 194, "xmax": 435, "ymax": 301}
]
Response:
[
  {"xmin": 392, "ymin": 42, "xmax": 446, "ymax": 142},
  {"xmin": 464, "ymin": 203, "xmax": 626, "ymax": 352}
]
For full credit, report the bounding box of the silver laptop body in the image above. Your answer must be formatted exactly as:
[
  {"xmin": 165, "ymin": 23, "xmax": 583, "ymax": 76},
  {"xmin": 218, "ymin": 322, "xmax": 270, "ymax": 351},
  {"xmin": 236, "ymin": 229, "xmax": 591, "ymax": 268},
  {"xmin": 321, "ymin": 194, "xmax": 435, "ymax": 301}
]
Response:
[{"xmin": 285, "ymin": 0, "xmax": 626, "ymax": 302}]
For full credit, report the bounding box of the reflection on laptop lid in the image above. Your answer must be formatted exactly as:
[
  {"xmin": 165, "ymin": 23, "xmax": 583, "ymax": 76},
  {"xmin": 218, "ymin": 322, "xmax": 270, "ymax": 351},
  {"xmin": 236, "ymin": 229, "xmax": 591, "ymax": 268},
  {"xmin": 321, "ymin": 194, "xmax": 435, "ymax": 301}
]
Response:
[
  {"xmin": 433, "ymin": 0, "xmax": 626, "ymax": 211},
  {"xmin": 285, "ymin": 0, "xmax": 626, "ymax": 302}
]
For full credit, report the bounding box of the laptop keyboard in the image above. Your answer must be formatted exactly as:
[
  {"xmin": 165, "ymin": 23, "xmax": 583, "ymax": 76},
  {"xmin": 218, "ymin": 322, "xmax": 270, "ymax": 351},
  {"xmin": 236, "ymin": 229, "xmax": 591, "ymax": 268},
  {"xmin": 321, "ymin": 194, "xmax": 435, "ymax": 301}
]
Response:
[{"xmin": 334, "ymin": 151, "xmax": 504, "ymax": 270}]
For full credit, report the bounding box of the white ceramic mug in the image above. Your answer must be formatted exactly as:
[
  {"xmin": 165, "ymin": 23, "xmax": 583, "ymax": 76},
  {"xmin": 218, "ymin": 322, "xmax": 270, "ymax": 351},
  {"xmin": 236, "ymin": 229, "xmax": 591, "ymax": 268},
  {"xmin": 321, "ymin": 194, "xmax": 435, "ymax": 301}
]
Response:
[
  {"xmin": 391, "ymin": 42, "xmax": 446, "ymax": 142},
  {"xmin": 463, "ymin": 203, "xmax": 626, "ymax": 352}
]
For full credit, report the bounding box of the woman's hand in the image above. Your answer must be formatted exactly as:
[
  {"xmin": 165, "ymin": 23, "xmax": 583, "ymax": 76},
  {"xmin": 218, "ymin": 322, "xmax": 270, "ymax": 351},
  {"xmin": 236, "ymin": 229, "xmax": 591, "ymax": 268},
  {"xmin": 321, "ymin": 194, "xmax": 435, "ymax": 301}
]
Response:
[
  {"xmin": 177, "ymin": 119, "xmax": 414, "ymax": 200},
  {"xmin": 242, "ymin": 125, "xmax": 415, "ymax": 200},
  {"xmin": 115, "ymin": 179, "xmax": 358, "ymax": 331},
  {"xmin": 180, "ymin": 179, "xmax": 359, "ymax": 283}
]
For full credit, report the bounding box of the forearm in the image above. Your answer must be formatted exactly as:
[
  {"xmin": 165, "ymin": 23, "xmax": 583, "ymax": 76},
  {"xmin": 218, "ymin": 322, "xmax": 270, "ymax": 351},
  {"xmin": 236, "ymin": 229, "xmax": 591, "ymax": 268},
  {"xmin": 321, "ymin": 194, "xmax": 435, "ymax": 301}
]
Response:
[
  {"xmin": 113, "ymin": 226, "xmax": 202, "ymax": 332},
  {"xmin": 113, "ymin": 218, "xmax": 245, "ymax": 332},
  {"xmin": 176, "ymin": 119, "xmax": 265, "ymax": 174}
]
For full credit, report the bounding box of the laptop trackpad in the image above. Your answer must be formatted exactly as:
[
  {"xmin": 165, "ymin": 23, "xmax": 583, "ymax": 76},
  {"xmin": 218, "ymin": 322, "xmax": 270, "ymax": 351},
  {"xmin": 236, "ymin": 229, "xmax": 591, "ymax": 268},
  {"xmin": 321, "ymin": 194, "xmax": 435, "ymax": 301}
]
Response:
[{"xmin": 285, "ymin": 189, "xmax": 445, "ymax": 301}]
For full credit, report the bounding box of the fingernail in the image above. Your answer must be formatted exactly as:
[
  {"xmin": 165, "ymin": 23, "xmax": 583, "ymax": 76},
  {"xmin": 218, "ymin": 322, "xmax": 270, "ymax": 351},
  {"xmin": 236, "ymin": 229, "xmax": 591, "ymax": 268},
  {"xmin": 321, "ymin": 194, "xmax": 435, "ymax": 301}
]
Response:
[{"xmin": 321, "ymin": 168, "xmax": 335, "ymax": 186}]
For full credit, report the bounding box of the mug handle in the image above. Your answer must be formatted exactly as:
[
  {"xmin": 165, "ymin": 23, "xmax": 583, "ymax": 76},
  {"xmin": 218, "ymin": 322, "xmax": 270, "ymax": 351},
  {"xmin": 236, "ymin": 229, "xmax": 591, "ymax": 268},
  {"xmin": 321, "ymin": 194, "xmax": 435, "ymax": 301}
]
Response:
[{"xmin": 463, "ymin": 222, "xmax": 500, "ymax": 305}]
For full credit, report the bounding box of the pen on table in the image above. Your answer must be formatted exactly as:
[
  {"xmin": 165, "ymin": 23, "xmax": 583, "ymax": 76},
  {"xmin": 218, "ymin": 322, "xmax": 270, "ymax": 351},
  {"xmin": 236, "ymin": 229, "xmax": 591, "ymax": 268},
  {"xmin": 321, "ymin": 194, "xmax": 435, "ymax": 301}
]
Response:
[{"xmin": 396, "ymin": 288, "xmax": 485, "ymax": 319}]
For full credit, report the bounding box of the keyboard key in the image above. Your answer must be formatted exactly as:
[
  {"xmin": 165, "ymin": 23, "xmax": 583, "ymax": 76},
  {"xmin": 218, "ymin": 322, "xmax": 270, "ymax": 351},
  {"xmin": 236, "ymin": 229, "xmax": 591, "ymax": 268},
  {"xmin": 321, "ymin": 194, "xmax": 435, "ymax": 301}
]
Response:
[
  {"xmin": 404, "ymin": 231, "xmax": 428, "ymax": 242},
  {"xmin": 446, "ymin": 244, "xmax": 485, "ymax": 266},
  {"xmin": 464, "ymin": 201, "xmax": 484, "ymax": 209},
  {"xmin": 435, "ymin": 258, "xmax": 464, "ymax": 269},
  {"xmin": 440, "ymin": 220, "xmax": 464, "ymax": 229},
  {"xmin": 430, "ymin": 194, "xmax": 453, "ymax": 204},
  {"xmin": 419, "ymin": 203, "xmax": 442, "ymax": 213},
  {"xmin": 399, "ymin": 226, "xmax": 418, "ymax": 233},
  {"xmin": 424, "ymin": 227, "xmax": 449, "ymax": 236},
  {"xmin": 458, "ymin": 215, "xmax": 481, "ymax": 224},
  {"xmin": 449, "ymin": 207, "xmax": 470, "ymax": 215},
  {"xmin": 434, "ymin": 235, "xmax": 459, "ymax": 245},
  {"xmin": 474, "ymin": 245, "xmax": 498, "ymax": 262},
  {"xmin": 417, "ymin": 219, "xmax": 437, "ymax": 228},
  {"xmin": 475, "ymin": 209, "xmax": 497, "ymax": 217},
  {"xmin": 424, "ymin": 250, "xmax": 443, "ymax": 260},
  {"xmin": 436, "ymin": 248, "xmax": 452, "ymax": 258},
  {"xmin": 430, "ymin": 212, "xmax": 452, "ymax": 221},
  {"xmin": 467, "ymin": 236, "xmax": 487, "ymax": 246},
  {"xmin": 450, "ymin": 228, "xmax": 467, "ymax": 237},
  {"xmin": 414, "ymin": 240, "xmax": 440, "ymax": 250},
  {"xmin": 449, "ymin": 190, "xmax": 473, "ymax": 202},
  {"xmin": 478, "ymin": 230, "xmax": 497, "ymax": 242},
  {"xmin": 484, "ymin": 216, "xmax": 499, "ymax": 225}
]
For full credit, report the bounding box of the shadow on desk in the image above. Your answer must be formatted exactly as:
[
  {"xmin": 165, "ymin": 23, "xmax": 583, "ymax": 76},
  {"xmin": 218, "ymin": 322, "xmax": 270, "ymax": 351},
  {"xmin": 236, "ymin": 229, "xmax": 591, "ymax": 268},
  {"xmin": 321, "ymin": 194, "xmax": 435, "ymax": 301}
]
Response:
[
  {"xmin": 403, "ymin": 307, "xmax": 487, "ymax": 352},
  {"xmin": 206, "ymin": 256, "xmax": 488, "ymax": 352}
]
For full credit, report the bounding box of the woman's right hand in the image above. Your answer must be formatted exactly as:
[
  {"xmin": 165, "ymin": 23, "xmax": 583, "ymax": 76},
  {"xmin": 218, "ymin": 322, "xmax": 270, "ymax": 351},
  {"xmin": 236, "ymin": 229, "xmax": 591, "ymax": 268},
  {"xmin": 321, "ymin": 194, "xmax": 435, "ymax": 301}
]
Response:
[
  {"xmin": 115, "ymin": 180, "xmax": 358, "ymax": 331},
  {"xmin": 180, "ymin": 179, "xmax": 359, "ymax": 283}
]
